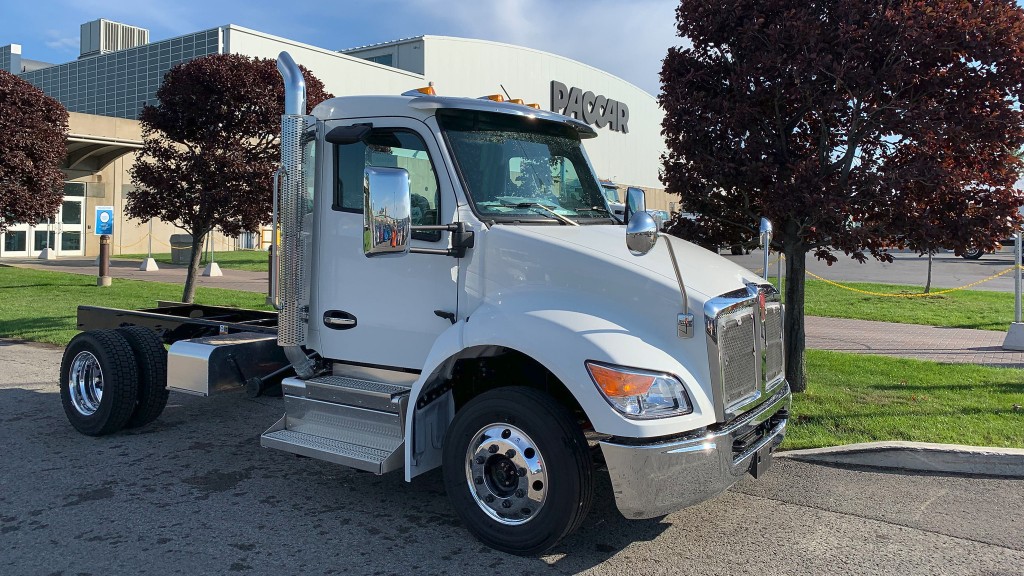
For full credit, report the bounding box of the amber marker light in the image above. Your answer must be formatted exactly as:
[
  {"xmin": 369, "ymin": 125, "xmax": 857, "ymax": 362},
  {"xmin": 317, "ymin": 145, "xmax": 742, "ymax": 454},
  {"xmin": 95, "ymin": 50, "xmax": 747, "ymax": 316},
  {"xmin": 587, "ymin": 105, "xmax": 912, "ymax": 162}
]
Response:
[
  {"xmin": 482, "ymin": 94, "xmax": 505, "ymax": 102},
  {"xmin": 414, "ymin": 86, "xmax": 436, "ymax": 95},
  {"xmin": 587, "ymin": 362, "xmax": 656, "ymax": 397},
  {"xmin": 526, "ymin": 103, "xmax": 541, "ymax": 109},
  {"xmin": 509, "ymin": 98, "xmax": 525, "ymax": 105}
]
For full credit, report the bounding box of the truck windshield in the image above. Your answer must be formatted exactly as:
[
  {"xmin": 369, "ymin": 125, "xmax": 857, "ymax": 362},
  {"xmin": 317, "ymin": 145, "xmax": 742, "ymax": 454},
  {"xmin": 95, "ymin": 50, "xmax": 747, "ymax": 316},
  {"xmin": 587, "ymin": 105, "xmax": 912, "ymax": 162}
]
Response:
[{"xmin": 437, "ymin": 109, "xmax": 613, "ymax": 224}]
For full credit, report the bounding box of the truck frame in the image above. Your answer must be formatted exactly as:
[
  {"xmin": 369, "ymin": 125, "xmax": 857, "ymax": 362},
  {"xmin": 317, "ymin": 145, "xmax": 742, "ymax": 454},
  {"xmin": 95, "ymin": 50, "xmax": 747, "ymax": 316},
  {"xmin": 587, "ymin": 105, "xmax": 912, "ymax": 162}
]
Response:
[{"xmin": 59, "ymin": 52, "xmax": 791, "ymax": 556}]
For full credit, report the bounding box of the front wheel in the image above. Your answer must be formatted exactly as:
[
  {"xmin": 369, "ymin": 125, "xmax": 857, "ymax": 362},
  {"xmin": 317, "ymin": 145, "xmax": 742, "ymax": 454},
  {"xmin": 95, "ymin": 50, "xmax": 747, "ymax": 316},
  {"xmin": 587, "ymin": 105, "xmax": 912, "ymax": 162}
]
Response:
[{"xmin": 442, "ymin": 387, "xmax": 593, "ymax": 556}]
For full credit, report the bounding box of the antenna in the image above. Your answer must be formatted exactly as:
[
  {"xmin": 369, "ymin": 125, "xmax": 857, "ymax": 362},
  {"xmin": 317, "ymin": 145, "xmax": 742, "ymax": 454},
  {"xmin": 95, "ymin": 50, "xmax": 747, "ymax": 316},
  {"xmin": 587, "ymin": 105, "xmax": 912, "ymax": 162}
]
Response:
[{"xmin": 499, "ymin": 84, "xmax": 512, "ymax": 100}]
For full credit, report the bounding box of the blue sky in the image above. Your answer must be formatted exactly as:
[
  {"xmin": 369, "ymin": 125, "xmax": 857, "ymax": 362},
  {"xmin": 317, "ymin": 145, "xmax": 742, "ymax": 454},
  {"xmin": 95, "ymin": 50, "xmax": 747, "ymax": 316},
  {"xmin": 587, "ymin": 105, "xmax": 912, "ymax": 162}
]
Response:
[{"xmin": 0, "ymin": 0, "xmax": 681, "ymax": 95}]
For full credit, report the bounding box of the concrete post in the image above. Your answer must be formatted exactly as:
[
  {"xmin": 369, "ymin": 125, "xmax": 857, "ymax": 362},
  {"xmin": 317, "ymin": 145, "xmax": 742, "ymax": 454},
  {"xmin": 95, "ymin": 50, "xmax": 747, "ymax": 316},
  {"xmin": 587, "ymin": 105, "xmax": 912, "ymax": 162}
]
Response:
[
  {"xmin": 97, "ymin": 235, "xmax": 112, "ymax": 287},
  {"xmin": 139, "ymin": 219, "xmax": 159, "ymax": 271},
  {"xmin": 1003, "ymin": 232, "xmax": 1024, "ymax": 350}
]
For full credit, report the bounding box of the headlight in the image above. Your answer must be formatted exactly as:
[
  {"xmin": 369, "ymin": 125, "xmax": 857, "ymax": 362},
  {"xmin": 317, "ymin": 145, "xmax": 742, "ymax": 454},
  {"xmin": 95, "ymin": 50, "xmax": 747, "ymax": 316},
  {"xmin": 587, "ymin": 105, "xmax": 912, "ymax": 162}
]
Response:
[{"xmin": 585, "ymin": 361, "xmax": 692, "ymax": 420}]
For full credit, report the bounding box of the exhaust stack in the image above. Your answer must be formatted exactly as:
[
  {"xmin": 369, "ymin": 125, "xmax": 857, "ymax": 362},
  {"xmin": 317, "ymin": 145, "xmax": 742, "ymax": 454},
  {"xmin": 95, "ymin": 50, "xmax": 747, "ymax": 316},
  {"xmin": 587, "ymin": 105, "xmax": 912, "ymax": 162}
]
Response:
[{"xmin": 273, "ymin": 51, "xmax": 315, "ymax": 379}]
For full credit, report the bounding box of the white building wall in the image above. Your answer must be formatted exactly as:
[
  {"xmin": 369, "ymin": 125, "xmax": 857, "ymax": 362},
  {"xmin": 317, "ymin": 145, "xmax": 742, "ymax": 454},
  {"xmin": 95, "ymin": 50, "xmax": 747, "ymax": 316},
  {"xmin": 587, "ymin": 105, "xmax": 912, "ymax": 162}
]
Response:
[
  {"xmin": 418, "ymin": 37, "xmax": 666, "ymax": 191},
  {"xmin": 223, "ymin": 26, "xmax": 426, "ymax": 97}
]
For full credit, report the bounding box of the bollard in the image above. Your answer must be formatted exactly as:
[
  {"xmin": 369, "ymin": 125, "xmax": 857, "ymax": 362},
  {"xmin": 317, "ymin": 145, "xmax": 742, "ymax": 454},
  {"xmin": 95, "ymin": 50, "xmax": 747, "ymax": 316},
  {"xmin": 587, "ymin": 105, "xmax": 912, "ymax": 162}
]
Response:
[
  {"xmin": 97, "ymin": 235, "xmax": 112, "ymax": 287},
  {"xmin": 1003, "ymin": 232, "xmax": 1024, "ymax": 350}
]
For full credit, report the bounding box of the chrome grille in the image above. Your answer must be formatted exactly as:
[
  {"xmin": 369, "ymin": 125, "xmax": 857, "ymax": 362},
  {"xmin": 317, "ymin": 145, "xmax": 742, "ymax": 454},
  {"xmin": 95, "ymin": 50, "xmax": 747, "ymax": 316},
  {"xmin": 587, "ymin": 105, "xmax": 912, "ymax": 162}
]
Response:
[
  {"xmin": 718, "ymin": 308, "xmax": 756, "ymax": 407},
  {"xmin": 705, "ymin": 284, "xmax": 785, "ymax": 420},
  {"xmin": 763, "ymin": 303, "xmax": 784, "ymax": 385}
]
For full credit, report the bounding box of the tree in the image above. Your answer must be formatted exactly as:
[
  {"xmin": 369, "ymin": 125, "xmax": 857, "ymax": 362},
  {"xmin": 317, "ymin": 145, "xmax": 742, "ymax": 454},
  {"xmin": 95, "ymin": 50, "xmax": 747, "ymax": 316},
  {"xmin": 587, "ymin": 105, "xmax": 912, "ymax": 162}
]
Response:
[
  {"xmin": 0, "ymin": 70, "xmax": 69, "ymax": 234},
  {"xmin": 660, "ymin": 0, "xmax": 1024, "ymax": 392},
  {"xmin": 128, "ymin": 54, "xmax": 332, "ymax": 303}
]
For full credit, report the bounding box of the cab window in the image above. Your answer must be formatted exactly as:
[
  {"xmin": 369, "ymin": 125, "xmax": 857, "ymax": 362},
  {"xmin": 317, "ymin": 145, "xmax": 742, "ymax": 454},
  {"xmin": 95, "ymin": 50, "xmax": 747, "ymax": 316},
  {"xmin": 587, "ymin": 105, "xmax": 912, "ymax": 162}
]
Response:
[{"xmin": 334, "ymin": 129, "xmax": 441, "ymax": 240}]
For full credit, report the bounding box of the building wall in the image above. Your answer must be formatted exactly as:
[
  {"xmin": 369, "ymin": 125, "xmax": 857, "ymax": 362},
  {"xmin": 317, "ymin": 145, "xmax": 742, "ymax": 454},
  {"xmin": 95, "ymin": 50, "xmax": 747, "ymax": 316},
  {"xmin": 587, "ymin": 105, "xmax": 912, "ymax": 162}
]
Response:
[
  {"xmin": 67, "ymin": 112, "xmax": 234, "ymax": 258},
  {"xmin": 17, "ymin": 28, "xmax": 221, "ymax": 119},
  {"xmin": 222, "ymin": 26, "xmax": 425, "ymax": 97},
  {"xmin": 413, "ymin": 37, "xmax": 666, "ymax": 192}
]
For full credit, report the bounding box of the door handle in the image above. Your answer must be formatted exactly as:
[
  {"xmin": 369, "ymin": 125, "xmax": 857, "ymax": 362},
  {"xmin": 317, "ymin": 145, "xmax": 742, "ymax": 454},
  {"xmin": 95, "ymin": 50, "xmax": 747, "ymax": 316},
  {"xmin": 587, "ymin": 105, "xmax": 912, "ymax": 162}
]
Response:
[{"xmin": 323, "ymin": 310, "xmax": 357, "ymax": 330}]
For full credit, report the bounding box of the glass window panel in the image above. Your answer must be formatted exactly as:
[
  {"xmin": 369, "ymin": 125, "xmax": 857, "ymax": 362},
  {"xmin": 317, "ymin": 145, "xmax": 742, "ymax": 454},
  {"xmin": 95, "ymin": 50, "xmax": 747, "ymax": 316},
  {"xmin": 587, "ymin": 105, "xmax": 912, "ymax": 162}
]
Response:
[
  {"xmin": 4, "ymin": 231, "xmax": 26, "ymax": 252},
  {"xmin": 61, "ymin": 231, "xmax": 81, "ymax": 251},
  {"xmin": 61, "ymin": 200, "xmax": 82, "ymax": 224},
  {"xmin": 63, "ymin": 182, "xmax": 86, "ymax": 196},
  {"xmin": 34, "ymin": 230, "xmax": 55, "ymax": 251}
]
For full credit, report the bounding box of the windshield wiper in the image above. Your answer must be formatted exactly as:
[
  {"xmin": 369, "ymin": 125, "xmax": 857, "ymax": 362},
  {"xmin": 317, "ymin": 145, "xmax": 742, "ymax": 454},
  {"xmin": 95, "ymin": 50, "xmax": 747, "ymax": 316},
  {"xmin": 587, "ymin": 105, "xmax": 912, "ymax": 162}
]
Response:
[{"xmin": 499, "ymin": 201, "xmax": 580, "ymax": 226}]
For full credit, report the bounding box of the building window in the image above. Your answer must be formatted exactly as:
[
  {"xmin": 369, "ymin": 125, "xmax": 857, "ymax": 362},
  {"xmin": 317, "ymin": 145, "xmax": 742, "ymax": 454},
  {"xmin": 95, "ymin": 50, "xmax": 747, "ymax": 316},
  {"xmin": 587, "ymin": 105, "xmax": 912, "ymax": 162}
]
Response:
[{"xmin": 366, "ymin": 54, "xmax": 393, "ymax": 67}]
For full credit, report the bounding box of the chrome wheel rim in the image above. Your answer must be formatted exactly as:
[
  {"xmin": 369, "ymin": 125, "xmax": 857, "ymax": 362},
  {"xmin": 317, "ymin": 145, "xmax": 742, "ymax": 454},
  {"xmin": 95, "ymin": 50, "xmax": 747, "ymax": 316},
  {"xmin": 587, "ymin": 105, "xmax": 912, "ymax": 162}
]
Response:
[
  {"xmin": 68, "ymin": 351, "xmax": 103, "ymax": 416},
  {"xmin": 465, "ymin": 423, "xmax": 547, "ymax": 526}
]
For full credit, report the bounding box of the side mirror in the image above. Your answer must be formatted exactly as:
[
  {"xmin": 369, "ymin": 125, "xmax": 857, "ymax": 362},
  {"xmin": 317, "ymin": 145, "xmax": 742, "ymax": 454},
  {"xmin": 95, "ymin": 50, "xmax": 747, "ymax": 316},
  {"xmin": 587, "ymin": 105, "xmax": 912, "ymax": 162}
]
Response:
[
  {"xmin": 363, "ymin": 167, "xmax": 412, "ymax": 257},
  {"xmin": 624, "ymin": 187, "xmax": 646, "ymax": 225},
  {"xmin": 759, "ymin": 217, "xmax": 773, "ymax": 249},
  {"xmin": 626, "ymin": 211, "xmax": 659, "ymax": 256}
]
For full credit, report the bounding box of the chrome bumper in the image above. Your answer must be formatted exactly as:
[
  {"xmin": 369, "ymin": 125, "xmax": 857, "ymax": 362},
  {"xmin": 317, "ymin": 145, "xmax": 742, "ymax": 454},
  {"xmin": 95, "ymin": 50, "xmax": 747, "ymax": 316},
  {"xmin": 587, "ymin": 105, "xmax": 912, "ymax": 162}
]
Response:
[{"xmin": 600, "ymin": 383, "xmax": 791, "ymax": 519}]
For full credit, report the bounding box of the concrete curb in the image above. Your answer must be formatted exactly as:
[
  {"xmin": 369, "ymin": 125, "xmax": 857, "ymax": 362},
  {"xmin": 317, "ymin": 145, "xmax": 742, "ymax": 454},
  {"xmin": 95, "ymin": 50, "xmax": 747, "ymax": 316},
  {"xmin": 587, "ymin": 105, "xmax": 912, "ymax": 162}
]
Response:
[{"xmin": 778, "ymin": 441, "xmax": 1024, "ymax": 478}]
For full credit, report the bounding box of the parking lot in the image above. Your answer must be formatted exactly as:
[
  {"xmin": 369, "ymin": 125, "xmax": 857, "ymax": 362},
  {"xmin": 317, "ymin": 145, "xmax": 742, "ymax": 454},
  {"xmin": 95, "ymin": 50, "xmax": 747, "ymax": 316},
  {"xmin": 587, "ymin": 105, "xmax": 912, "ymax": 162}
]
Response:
[
  {"xmin": 2, "ymin": 340, "xmax": 1022, "ymax": 575},
  {"xmin": 725, "ymin": 248, "xmax": 1022, "ymax": 293}
]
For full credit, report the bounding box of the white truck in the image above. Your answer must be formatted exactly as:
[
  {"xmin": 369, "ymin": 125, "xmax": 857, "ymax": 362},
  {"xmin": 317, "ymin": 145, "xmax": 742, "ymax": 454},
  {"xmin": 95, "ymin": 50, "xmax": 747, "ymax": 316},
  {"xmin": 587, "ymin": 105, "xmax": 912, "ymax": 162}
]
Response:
[{"xmin": 59, "ymin": 52, "xmax": 791, "ymax": 555}]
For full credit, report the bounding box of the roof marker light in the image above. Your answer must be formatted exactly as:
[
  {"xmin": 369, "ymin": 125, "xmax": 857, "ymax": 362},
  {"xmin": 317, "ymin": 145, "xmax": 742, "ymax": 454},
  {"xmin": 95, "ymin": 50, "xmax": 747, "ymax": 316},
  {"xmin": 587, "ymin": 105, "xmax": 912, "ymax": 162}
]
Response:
[
  {"xmin": 526, "ymin": 103, "xmax": 541, "ymax": 109},
  {"xmin": 509, "ymin": 98, "xmax": 525, "ymax": 105},
  {"xmin": 480, "ymin": 94, "xmax": 505, "ymax": 102}
]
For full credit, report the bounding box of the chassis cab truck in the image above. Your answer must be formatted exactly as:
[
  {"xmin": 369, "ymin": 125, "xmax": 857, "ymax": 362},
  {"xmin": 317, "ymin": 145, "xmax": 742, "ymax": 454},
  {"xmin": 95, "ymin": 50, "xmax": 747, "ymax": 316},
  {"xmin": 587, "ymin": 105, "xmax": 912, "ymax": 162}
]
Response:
[{"xmin": 59, "ymin": 52, "xmax": 791, "ymax": 555}]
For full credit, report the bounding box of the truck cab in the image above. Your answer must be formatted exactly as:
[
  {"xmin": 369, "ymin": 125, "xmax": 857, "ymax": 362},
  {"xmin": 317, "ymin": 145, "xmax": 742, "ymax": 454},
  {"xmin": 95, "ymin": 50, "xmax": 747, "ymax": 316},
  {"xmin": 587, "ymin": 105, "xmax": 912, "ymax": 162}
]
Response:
[{"xmin": 59, "ymin": 52, "xmax": 790, "ymax": 556}]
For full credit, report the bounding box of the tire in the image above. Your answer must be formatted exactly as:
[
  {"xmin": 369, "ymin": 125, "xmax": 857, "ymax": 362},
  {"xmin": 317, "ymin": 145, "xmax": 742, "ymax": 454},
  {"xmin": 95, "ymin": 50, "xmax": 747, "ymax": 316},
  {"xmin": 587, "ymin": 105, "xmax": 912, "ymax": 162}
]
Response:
[
  {"xmin": 442, "ymin": 387, "xmax": 593, "ymax": 556},
  {"xmin": 60, "ymin": 330, "xmax": 139, "ymax": 436},
  {"xmin": 730, "ymin": 245, "xmax": 744, "ymax": 255},
  {"xmin": 962, "ymin": 248, "xmax": 984, "ymax": 260},
  {"xmin": 115, "ymin": 326, "xmax": 169, "ymax": 428}
]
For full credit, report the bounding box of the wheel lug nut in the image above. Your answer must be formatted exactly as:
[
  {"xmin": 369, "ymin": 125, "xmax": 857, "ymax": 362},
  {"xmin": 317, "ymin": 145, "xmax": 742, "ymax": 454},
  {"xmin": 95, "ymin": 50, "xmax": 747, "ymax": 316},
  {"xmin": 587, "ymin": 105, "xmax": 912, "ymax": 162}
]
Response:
[
  {"xmin": 501, "ymin": 499, "xmax": 512, "ymax": 508},
  {"xmin": 515, "ymin": 489, "xmax": 525, "ymax": 498},
  {"xmin": 517, "ymin": 467, "xmax": 527, "ymax": 477},
  {"xmin": 488, "ymin": 445, "xmax": 498, "ymax": 454},
  {"xmin": 475, "ymin": 476, "xmax": 484, "ymax": 485},
  {"xmin": 476, "ymin": 456, "xmax": 485, "ymax": 464},
  {"xmin": 485, "ymin": 494, "xmax": 495, "ymax": 503},
  {"xmin": 505, "ymin": 449, "xmax": 516, "ymax": 458}
]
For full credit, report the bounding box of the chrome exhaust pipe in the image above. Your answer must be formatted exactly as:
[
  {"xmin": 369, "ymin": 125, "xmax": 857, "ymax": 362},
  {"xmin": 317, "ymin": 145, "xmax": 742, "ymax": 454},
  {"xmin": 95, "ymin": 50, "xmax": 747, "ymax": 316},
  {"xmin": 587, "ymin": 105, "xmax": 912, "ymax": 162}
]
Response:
[{"xmin": 275, "ymin": 51, "xmax": 315, "ymax": 379}]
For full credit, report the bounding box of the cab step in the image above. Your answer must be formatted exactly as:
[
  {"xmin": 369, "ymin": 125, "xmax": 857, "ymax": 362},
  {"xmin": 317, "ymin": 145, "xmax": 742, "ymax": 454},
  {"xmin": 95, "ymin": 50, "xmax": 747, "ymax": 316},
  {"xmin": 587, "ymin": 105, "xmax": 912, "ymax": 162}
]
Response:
[
  {"xmin": 292, "ymin": 375, "xmax": 410, "ymax": 413},
  {"xmin": 261, "ymin": 376, "xmax": 409, "ymax": 474}
]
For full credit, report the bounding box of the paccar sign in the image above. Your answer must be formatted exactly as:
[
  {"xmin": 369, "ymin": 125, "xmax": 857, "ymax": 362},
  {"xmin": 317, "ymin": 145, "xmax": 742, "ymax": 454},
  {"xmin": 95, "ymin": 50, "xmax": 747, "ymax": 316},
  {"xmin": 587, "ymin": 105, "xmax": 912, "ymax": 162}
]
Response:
[{"xmin": 550, "ymin": 80, "xmax": 629, "ymax": 133}]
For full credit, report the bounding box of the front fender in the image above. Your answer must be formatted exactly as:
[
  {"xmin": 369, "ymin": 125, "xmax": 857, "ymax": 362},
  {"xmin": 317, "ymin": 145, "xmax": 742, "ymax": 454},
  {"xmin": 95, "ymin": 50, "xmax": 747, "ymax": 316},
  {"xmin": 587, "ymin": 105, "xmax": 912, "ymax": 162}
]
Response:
[
  {"xmin": 404, "ymin": 299, "xmax": 717, "ymax": 479},
  {"xmin": 461, "ymin": 302, "xmax": 716, "ymax": 438}
]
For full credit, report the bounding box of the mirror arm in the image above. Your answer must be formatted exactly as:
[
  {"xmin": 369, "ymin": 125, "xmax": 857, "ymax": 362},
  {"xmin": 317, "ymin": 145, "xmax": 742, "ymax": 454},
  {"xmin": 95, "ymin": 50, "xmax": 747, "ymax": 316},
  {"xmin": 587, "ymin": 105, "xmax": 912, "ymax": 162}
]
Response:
[
  {"xmin": 409, "ymin": 221, "xmax": 475, "ymax": 258},
  {"xmin": 660, "ymin": 233, "xmax": 688, "ymax": 316}
]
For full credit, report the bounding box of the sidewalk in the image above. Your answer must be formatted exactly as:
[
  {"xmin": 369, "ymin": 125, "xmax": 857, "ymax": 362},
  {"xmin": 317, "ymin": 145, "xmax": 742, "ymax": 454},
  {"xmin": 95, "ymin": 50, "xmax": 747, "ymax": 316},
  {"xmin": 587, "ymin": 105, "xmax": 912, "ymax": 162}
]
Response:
[
  {"xmin": 5, "ymin": 256, "xmax": 1024, "ymax": 370},
  {"xmin": 3, "ymin": 256, "xmax": 266, "ymax": 293}
]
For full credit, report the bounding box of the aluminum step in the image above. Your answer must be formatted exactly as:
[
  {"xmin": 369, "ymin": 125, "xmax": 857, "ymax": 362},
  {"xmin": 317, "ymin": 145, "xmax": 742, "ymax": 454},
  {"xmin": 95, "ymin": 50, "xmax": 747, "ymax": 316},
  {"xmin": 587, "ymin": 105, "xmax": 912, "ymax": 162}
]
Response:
[
  {"xmin": 261, "ymin": 415, "xmax": 403, "ymax": 474},
  {"xmin": 291, "ymin": 375, "xmax": 411, "ymax": 413}
]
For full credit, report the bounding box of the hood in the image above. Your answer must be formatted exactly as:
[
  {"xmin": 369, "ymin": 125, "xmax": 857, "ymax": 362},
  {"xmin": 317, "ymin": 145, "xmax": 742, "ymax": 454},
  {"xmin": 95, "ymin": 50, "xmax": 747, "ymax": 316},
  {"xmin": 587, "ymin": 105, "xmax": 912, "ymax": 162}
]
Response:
[{"xmin": 517, "ymin": 224, "xmax": 763, "ymax": 301}]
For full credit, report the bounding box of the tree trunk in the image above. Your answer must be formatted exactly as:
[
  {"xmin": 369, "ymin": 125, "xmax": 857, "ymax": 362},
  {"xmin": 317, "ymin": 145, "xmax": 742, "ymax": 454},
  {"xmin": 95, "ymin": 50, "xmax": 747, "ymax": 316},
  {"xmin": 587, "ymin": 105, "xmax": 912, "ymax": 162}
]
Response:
[
  {"xmin": 783, "ymin": 243, "xmax": 808, "ymax": 393},
  {"xmin": 924, "ymin": 252, "xmax": 933, "ymax": 294},
  {"xmin": 181, "ymin": 231, "xmax": 207, "ymax": 303}
]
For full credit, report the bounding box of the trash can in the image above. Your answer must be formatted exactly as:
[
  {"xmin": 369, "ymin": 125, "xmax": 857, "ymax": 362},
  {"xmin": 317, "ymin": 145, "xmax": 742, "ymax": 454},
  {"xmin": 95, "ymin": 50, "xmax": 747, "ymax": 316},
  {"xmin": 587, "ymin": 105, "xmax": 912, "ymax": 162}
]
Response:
[{"xmin": 170, "ymin": 234, "xmax": 193, "ymax": 265}]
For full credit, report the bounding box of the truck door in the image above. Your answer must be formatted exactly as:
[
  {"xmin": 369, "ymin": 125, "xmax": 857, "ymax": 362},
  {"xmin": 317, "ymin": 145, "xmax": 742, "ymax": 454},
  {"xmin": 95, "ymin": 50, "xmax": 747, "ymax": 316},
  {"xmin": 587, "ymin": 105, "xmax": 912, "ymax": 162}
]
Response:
[{"xmin": 314, "ymin": 118, "xmax": 459, "ymax": 370}]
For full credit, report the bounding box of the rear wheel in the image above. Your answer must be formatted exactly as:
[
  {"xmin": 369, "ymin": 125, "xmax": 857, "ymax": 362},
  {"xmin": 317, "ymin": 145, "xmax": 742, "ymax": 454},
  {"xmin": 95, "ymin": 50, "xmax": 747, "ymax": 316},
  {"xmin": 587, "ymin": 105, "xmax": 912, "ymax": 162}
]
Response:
[
  {"xmin": 442, "ymin": 387, "xmax": 593, "ymax": 556},
  {"xmin": 962, "ymin": 247, "xmax": 984, "ymax": 260},
  {"xmin": 60, "ymin": 330, "xmax": 139, "ymax": 436},
  {"xmin": 115, "ymin": 326, "xmax": 169, "ymax": 428}
]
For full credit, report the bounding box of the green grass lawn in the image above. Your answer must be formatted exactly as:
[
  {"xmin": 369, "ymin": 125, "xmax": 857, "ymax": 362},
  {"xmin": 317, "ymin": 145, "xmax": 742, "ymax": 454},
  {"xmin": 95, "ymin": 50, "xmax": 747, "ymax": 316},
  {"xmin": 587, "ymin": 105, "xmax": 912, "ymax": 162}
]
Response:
[
  {"xmin": 802, "ymin": 279, "xmax": 1016, "ymax": 331},
  {"xmin": 3, "ymin": 265, "xmax": 1022, "ymax": 450},
  {"xmin": 787, "ymin": 350, "xmax": 1024, "ymax": 450},
  {"xmin": 114, "ymin": 250, "xmax": 270, "ymax": 272},
  {"xmin": 0, "ymin": 265, "xmax": 268, "ymax": 346}
]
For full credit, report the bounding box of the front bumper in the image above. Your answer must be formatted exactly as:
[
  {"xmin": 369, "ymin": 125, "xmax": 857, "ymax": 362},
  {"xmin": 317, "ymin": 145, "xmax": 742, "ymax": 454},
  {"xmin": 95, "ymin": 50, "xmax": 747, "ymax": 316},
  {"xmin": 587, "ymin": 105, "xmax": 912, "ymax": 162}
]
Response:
[{"xmin": 600, "ymin": 383, "xmax": 791, "ymax": 519}]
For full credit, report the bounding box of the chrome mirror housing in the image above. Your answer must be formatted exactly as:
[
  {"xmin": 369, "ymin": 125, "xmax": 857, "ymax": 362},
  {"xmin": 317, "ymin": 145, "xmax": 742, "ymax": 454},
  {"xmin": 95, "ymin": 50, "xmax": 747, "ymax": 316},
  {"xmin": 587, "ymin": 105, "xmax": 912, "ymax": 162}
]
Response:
[
  {"xmin": 363, "ymin": 167, "xmax": 412, "ymax": 257},
  {"xmin": 626, "ymin": 211, "xmax": 659, "ymax": 256},
  {"xmin": 759, "ymin": 217, "xmax": 773, "ymax": 249},
  {"xmin": 624, "ymin": 187, "xmax": 646, "ymax": 225}
]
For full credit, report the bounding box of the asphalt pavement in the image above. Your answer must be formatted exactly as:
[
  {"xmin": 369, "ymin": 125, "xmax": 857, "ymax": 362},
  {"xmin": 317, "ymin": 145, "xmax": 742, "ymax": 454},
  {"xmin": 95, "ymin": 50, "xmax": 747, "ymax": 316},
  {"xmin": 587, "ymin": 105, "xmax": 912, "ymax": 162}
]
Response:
[
  {"xmin": 723, "ymin": 248, "xmax": 1023, "ymax": 293},
  {"xmin": 2, "ymin": 340, "xmax": 1022, "ymax": 576}
]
